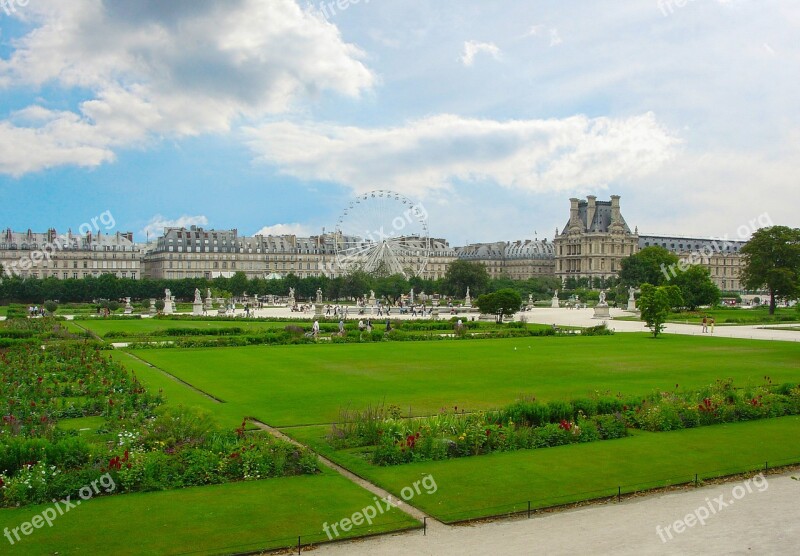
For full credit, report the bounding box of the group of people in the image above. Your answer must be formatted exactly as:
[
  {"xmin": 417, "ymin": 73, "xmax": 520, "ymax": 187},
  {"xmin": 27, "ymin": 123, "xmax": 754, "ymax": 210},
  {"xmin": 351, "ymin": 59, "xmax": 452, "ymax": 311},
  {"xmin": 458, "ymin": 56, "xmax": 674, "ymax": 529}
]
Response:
[
  {"xmin": 701, "ymin": 316, "xmax": 716, "ymax": 333},
  {"xmin": 324, "ymin": 305, "xmax": 350, "ymax": 318},
  {"xmin": 311, "ymin": 317, "xmax": 398, "ymax": 339},
  {"xmin": 28, "ymin": 305, "xmax": 46, "ymax": 317}
]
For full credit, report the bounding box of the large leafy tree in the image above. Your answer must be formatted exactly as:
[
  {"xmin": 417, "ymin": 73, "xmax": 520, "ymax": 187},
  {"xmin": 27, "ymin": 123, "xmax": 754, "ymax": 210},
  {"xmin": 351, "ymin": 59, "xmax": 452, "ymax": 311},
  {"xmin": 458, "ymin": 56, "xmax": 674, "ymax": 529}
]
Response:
[
  {"xmin": 619, "ymin": 246, "xmax": 679, "ymax": 287},
  {"xmin": 740, "ymin": 226, "xmax": 800, "ymax": 314},
  {"xmin": 476, "ymin": 288, "xmax": 522, "ymax": 322},
  {"xmin": 442, "ymin": 260, "xmax": 489, "ymax": 297},
  {"xmin": 638, "ymin": 283, "xmax": 683, "ymax": 338},
  {"xmin": 672, "ymin": 265, "xmax": 720, "ymax": 310}
]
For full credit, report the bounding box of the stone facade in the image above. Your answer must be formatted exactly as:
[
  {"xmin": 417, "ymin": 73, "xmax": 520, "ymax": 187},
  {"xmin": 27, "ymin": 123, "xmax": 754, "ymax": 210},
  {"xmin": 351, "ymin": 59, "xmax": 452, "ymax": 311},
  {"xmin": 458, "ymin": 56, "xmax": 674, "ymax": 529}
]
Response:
[
  {"xmin": 456, "ymin": 239, "xmax": 555, "ymax": 280},
  {"xmin": 141, "ymin": 226, "xmax": 457, "ymax": 281},
  {"xmin": 0, "ymin": 228, "xmax": 140, "ymax": 279},
  {"xmin": 554, "ymin": 196, "xmax": 639, "ymax": 284},
  {"xmin": 2, "ymin": 197, "xmax": 750, "ymax": 292},
  {"xmin": 639, "ymin": 235, "xmax": 745, "ymax": 292}
]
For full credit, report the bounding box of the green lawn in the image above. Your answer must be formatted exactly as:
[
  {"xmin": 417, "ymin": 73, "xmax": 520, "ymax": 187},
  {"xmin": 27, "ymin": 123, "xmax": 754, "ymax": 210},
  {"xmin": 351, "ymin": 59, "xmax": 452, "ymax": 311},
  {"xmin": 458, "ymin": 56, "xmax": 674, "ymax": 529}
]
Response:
[
  {"xmin": 129, "ymin": 335, "xmax": 800, "ymax": 426},
  {"xmin": 109, "ymin": 351, "xmax": 249, "ymax": 428},
  {"xmin": 0, "ymin": 470, "xmax": 419, "ymax": 555},
  {"xmin": 285, "ymin": 416, "xmax": 800, "ymax": 522},
  {"xmin": 617, "ymin": 306, "xmax": 800, "ymax": 325}
]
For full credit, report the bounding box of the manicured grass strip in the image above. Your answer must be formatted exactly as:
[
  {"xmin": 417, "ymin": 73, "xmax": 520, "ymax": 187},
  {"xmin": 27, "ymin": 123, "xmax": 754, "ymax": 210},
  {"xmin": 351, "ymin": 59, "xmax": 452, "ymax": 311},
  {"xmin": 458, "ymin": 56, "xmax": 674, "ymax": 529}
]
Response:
[
  {"xmin": 79, "ymin": 319, "xmax": 301, "ymax": 338},
  {"xmin": 0, "ymin": 470, "xmax": 419, "ymax": 555},
  {"xmin": 131, "ymin": 335, "xmax": 800, "ymax": 426},
  {"xmin": 283, "ymin": 416, "xmax": 800, "ymax": 523},
  {"xmin": 107, "ymin": 351, "xmax": 247, "ymax": 429}
]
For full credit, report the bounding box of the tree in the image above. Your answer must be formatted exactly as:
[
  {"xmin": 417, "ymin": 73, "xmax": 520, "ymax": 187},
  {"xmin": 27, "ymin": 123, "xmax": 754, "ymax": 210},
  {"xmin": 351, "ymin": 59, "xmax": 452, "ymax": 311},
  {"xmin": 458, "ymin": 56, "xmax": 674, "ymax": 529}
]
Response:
[
  {"xmin": 228, "ymin": 272, "xmax": 249, "ymax": 297},
  {"xmin": 476, "ymin": 288, "xmax": 522, "ymax": 322},
  {"xmin": 443, "ymin": 260, "xmax": 489, "ymax": 297},
  {"xmin": 619, "ymin": 247, "xmax": 679, "ymax": 287},
  {"xmin": 638, "ymin": 283, "xmax": 683, "ymax": 338},
  {"xmin": 43, "ymin": 300, "xmax": 58, "ymax": 314},
  {"xmin": 154, "ymin": 299, "xmax": 165, "ymax": 313},
  {"xmin": 672, "ymin": 265, "xmax": 720, "ymax": 310},
  {"xmin": 740, "ymin": 226, "xmax": 800, "ymax": 314}
]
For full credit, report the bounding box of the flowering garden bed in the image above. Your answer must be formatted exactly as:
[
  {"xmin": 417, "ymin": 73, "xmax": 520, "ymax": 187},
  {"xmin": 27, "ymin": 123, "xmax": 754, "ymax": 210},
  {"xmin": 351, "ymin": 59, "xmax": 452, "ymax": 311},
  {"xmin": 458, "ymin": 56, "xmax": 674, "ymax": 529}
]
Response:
[
  {"xmin": 328, "ymin": 378, "xmax": 800, "ymax": 466},
  {"xmin": 0, "ymin": 328, "xmax": 319, "ymax": 508}
]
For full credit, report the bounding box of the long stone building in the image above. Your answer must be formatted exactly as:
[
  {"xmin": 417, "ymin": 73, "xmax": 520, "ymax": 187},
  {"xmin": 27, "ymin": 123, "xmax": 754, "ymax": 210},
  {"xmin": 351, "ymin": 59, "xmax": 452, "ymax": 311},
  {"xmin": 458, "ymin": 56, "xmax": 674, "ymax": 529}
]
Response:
[
  {"xmin": 139, "ymin": 227, "xmax": 456, "ymax": 281},
  {"xmin": 0, "ymin": 228, "xmax": 140, "ymax": 279},
  {"xmin": 1, "ymin": 195, "xmax": 749, "ymax": 291}
]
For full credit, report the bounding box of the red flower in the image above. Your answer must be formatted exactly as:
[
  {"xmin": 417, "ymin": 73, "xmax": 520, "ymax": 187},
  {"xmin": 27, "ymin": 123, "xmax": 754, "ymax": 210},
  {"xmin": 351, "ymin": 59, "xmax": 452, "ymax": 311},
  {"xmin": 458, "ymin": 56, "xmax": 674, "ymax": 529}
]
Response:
[{"xmin": 485, "ymin": 429, "xmax": 491, "ymax": 436}]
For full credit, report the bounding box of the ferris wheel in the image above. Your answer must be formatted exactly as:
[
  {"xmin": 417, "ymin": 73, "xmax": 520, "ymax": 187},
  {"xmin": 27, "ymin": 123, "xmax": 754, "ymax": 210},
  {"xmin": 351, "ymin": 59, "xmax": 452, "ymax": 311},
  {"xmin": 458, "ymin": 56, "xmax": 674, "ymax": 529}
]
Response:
[{"xmin": 334, "ymin": 190, "xmax": 430, "ymax": 278}]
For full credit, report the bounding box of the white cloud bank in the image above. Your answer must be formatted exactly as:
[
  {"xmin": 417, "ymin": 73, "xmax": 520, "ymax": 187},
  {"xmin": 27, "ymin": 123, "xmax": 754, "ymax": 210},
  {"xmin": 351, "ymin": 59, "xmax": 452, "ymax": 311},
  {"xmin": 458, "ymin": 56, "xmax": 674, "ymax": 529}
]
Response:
[
  {"xmin": 254, "ymin": 223, "xmax": 314, "ymax": 237},
  {"xmin": 246, "ymin": 112, "xmax": 682, "ymax": 197},
  {"xmin": 0, "ymin": 0, "xmax": 375, "ymax": 176}
]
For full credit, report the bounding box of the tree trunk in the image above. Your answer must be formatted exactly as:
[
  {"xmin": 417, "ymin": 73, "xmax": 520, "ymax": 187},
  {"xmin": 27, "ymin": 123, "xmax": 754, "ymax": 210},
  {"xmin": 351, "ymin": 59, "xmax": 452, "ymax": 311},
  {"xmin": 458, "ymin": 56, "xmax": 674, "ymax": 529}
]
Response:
[{"xmin": 769, "ymin": 289, "xmax": 776, "ymax": 315}]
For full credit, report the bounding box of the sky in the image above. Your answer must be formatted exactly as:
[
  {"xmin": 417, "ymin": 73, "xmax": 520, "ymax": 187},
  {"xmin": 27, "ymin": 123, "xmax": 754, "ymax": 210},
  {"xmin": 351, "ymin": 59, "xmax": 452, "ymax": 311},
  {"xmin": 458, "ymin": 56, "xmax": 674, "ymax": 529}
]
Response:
[{"xmin": 0, "ymin": 0, "xmax": 797, "ymax": 246}]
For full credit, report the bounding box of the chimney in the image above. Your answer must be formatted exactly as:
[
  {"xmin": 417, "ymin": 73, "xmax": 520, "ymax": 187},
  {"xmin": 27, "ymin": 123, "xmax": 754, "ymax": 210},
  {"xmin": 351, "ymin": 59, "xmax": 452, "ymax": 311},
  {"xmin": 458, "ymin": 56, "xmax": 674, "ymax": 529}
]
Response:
[
  {"xmin": 569, "ymin": 198, "xmax": 580, "ymax": 228},
  {"xmin": 586, "ymin": 196, "xmax": 597, "ymax": 231},
  {"xmin": 610, "ymin": 195, "xmax": 621, "ymax": 224}
]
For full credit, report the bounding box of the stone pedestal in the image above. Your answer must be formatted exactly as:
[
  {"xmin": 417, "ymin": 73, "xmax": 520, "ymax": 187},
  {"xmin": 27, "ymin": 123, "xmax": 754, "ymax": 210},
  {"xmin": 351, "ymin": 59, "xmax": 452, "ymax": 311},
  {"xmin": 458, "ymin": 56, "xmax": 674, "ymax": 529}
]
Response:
[
  {"xmin": 163, "ymin": 299, "xmax": 174, "ymax": 315},
  {"xmin": 551, "ymin": 296, "xmax": 560, "ymax": 308},
  {"xmin": 193, "ymin": 302, "xmax": 203, "ymax": 316},
  {"xmin": 593, "ymin": 303, "xmax": 611, "ymax": 319},
  {"xmin": 315, "ymin": 304, "xmax": 323, "ymax": 317},
  {"xmin": 149, "ymin": 299, "xmax": 157, "ymax": 315},
  {"xmin": 124, "ymin": 297, "xmax": 133, "ymax": 314}
]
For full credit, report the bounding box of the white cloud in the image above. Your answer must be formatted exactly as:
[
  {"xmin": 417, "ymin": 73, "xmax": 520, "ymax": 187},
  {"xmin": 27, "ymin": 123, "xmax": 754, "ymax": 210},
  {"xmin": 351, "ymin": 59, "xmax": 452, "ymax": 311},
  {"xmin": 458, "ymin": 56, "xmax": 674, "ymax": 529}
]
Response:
[
  {"xmin": 246, "ymin": 112, "xmax": 682, "ymax": 197},
  {"xmin": 461, "ymin": 41, "xmax": 501, "ymax": 66},
  {"xmin": 254, "ymin": 223, "xmax": 314, "ymax": 237},
  {"xmin": 0, "ymin": 0, "xmax": 375, "ymax": 175},
  {"xmin": 140, "ymin": 214, "xmax": 209, "ymax": 239}
]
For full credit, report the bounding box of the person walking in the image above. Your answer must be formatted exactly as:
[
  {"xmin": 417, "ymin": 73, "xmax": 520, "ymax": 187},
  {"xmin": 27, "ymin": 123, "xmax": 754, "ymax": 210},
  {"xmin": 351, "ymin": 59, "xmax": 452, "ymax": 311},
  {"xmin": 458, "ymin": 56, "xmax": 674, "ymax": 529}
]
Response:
[
  {"xmin": 701, "ymin": 316, "xmax": 708, "ymax": 333},
  {"xmin": 312, "ymin": 320, "xmax": 320, "ymax": 338},
  {"xmin": 710, "ymin": 317, "xmax": 715, "ymax": 334}
]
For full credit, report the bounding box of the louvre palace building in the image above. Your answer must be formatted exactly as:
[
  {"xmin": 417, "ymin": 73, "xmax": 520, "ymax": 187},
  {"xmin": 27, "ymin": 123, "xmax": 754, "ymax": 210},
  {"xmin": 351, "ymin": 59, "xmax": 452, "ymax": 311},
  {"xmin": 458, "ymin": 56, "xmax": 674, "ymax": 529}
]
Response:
[{"xmin": 1, "ymin": 196, "xmax": 747, "ymax": 292}]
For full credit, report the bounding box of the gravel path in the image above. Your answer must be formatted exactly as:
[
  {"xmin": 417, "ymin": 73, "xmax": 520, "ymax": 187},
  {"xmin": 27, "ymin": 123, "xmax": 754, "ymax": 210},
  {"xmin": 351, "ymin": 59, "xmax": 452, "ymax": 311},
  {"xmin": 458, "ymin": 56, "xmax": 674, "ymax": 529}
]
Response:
[{"xmin": 310, "ymin": 471, "xmax": 800, "ymax": 555}]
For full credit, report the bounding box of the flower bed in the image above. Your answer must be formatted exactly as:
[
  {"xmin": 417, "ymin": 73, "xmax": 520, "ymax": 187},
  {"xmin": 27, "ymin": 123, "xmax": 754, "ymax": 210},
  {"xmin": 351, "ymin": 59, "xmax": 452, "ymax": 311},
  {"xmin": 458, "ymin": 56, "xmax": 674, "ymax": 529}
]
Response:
[
  {"xmin": 327, "ymin": 378, "xmax": 800, "ymax": 466},
  {"xmin": 0, "ymin": 340, "xmax": 319, "ymax": 507}
]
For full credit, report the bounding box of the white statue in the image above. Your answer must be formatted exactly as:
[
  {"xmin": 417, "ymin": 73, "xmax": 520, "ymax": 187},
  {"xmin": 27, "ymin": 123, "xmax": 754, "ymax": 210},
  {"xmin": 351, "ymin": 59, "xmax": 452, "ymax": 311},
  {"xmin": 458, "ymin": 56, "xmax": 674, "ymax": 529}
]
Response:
[
  {"xmin": 628, "ymin": 287, "xmax": 636, "ymax": 299},
  {"xmin": 289, "ymin": 287, "xmax": 295, "ymax": 298},
  {"xmin": 599, "ymin": 291, "xmax": 607, "ymax": 305},
  {"xmin": 316, "ymin": 288, "xmax": 323, "ymax": 303},
  {"xmin": 165, "ymin": 288, "xmax": 172, "ymax": 300},
  {"xmin": 194, "ymin": 288, "xmax": 202, "ymax": 304}
]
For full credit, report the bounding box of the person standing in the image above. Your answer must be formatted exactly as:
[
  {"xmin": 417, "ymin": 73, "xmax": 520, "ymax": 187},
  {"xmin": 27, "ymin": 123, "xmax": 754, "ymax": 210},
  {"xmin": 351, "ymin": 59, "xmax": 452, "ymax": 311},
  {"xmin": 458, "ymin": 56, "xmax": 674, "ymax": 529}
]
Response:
[
  {"xmin": 701, "ymin": 316, "xmax": 708, "ymax": 333},
  {"xmin": 710, "ymin": 317, "xmax": 715, "ymax": 334},
  {"xmin": 312, "ymin": 320, "xmax": 320, "ymax": 338}
]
